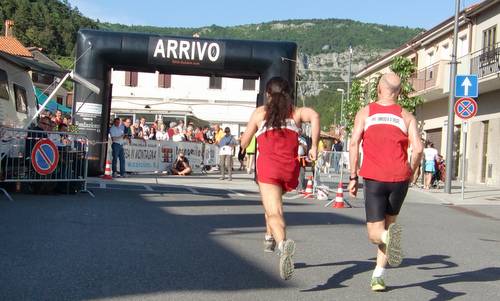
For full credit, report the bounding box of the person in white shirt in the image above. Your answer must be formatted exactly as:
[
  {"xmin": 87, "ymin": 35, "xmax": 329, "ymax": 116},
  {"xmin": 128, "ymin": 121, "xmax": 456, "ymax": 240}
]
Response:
[
  {"xmin": 423, "ymin": 141, "xmax": 438, "ymax": 189},
  {"xmin": 156, "ymin": 123, "xmax": 168, "ymax": 140},
  {"xmin": 172, "ymin": 128, "xmax": 185, "ymax": 142},
  {"xmin": 139, "ymin": 117, "xmax": 150, "ymax": 140},
  {"xmin": 109, "ymin": 117, "xmax": 127, "ymax": 177}
]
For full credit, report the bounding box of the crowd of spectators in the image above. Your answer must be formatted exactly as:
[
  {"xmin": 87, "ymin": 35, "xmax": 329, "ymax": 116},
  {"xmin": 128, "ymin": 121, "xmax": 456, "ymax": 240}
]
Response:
[{"xmin": 125, "ymin": 117, "xmax": 228, "ymax": 144}]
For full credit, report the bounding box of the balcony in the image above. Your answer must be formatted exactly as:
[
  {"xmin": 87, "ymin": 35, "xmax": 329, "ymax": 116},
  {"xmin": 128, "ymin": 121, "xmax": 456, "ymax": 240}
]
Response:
[
  {"xmin": 410, "ymin": 62, "xmax": 440, "ymax": 92},
  {"xmin": 470, "ymin": 44, "xmax": 500, "ymax": 78}
]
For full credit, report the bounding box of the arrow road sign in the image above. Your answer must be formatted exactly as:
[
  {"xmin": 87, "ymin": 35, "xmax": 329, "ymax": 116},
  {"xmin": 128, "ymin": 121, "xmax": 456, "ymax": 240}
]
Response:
[
  {"xmin": 454, "ymin": 97, "xmax": 478, "ymax": 120},
  {"xmin": 455, "ymin": 75, "xmax": 478, "ymax": 98}
]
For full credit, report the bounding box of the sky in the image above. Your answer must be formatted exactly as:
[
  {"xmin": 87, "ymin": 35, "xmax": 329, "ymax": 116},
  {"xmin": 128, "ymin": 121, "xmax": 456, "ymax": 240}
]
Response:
[{"xmin": 69, "ymin": 0, "xmax": 479, "ymax": 30}]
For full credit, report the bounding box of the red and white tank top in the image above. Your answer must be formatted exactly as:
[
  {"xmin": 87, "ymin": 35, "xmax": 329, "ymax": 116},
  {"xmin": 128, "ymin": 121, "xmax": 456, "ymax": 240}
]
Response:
[
  {"xmin": 359, "ymin": 102, "xmax": 411, "ymax": 182},
  {"xmin": 256, "ymin": 118, "xmax": 300, "ymax": 162}
]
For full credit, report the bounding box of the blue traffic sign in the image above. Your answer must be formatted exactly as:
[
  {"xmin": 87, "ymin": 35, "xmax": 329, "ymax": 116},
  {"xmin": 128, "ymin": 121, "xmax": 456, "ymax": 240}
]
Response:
[{"xmin": 455, "ymin": 75, "xmax": 478, "ymax": 98}]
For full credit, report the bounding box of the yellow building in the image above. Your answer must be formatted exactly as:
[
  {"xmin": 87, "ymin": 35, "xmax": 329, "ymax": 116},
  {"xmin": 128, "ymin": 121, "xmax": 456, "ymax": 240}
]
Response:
[{"xmin": 356, "ymin": 0, "xmax": 500, "ymax": 186}]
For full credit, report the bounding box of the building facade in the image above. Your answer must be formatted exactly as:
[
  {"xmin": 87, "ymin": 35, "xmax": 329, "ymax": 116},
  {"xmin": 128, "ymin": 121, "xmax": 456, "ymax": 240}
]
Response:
[
  {"xmin": 110, "ymin": 70, "xmax": 259, "ymax": 134},
  {"xmin": 356, "ymin": 0, "xmax": 500, "ymax": 186}
]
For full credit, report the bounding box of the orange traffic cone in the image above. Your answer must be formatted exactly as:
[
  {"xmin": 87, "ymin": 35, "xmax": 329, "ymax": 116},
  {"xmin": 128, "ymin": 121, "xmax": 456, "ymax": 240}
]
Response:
[
  {"xmin": 333, "ymin": 181, "xmax": 345, "ymax": 208},
  {"xmin": 101, "ymin": 160, "xmax": 113, "ymax": 180},
  {"xmin": 303, "ymin": 176, "xmax": 314, "ymax": 199}
]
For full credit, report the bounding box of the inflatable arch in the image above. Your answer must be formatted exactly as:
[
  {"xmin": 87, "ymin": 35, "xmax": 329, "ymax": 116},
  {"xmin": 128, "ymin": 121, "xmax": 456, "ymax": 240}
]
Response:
[{"xmin": 73, "ymin": 29, "xmax": 297, "ymax": 175}]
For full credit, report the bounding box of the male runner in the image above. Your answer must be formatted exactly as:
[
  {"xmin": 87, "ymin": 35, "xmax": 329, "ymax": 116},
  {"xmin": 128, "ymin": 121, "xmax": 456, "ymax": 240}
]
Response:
[{"xmin": 348, "ymin": 72, "xmax": 423, "ymax": 291}]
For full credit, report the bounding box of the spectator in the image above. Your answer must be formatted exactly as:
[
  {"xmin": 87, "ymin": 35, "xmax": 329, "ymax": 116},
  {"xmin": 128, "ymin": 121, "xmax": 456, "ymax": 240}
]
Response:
[
  {"xmin": 185, "ymin": 126, "xmax": 195, "ymax": 142},
  {"xmin": 237, "ymin": 132, "xmax": 246, "ymax": 170},
  {"xmin": 123, "ymin": 118, "xmax": 132, "ymax": 143},
  {"xmin": 171, "ymin": 152, "xmax": 192, "ymax": 176},
  {"xmin": 167, "ymin": 122, "xmax": 177, "ymax": 140},
  {"xmin": 331, "ymin": 137, "xmax": 343, "ymax": 173},
  {"xmin": 130, "ymin": 120, "xmax": 141, "ymax": 138},
  {"xmin": 139, "ymin": 117, "xmax": 150, "ymax": 140},
  {"xmin": 194, "ymin": 127, "xmax": 205, "ymax": 142},
  {"xmin": 177, "ymin": 120, "xmax": 185, "ymax": 133},
  {"xmin": 205, "ymin": 126, "xmax": 215, "ymax": 143},
  {"xmin": 218, "ymin": 127, "xmax": 237, "ymax": 181},
  {"xmin": 52, "ymin": 110, "xmax": 63, "ymax": 126},
  {"xmin": 245, "ymin": 135, "xmax": 256, "ymax": 174},
  {"xmin": 26, "ymin": 116, "xmax": 51, "ymax": 156},
  {"xmin": 109, "ymin": 117, "xmax": 127, "ymax": 178},
  {"xmin": 423, "ymin": 141, "xmax": 438, "ymax": 189},
  {"xmin": 63, "ymin": 116, "xmax": 70, "ymax": 126},
  {"xmin": 172, "ymin": 128, "xmax": 185, "ymax": 142},
  {"xmin": 156, "ymin": 123, "xmax": 168, "ymax": 140},
  {"xmin": 214, "ymin": 124, "xmax": 225, "ymax": 144}
]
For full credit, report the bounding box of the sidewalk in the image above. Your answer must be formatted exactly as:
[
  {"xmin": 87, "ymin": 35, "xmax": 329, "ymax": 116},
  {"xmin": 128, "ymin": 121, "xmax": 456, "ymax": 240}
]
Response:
[{"xmin": 409, "ymin": 180, "xmax": 500, "ymax": 206}]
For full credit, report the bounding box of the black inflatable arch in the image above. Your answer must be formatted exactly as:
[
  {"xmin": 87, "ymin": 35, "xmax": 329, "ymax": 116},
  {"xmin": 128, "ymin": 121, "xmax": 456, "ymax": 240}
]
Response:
[{"xmin": 73, "ymin": 29, "xmax": 297, "ymax": 175}]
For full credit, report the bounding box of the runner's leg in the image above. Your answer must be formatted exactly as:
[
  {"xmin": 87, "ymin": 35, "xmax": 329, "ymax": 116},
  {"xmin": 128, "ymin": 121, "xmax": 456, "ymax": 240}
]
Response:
[{"xmin": 259, "ymin": 182, "xmax": 285, "ymax": 243}]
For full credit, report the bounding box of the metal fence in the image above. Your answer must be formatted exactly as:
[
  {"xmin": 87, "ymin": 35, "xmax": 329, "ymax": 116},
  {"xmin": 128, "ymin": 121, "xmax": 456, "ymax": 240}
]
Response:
[
  {"xmin": 0, "ymin": 127, "xmax": 92, "ymax": 200},
  {"xmin": 313, "ymin": 151, "xmax": 349, "ymax": 196}
]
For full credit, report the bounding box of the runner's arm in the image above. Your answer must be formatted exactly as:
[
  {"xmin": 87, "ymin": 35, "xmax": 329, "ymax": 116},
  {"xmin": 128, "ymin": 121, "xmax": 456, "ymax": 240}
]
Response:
[
  {"xmin": 240, "ymin": 108, "xmax": 262, "ymax": 149},
  {"xmin": 405, "ymin": 111, "xmax": 424, "ymax": 173},
  {"xmin": 299, "ymin": 107, "xmax": 320, "ymax": 160},
  {"xmin": 349, "ymin": 107, "xmax": 367, "ymax": 178}
]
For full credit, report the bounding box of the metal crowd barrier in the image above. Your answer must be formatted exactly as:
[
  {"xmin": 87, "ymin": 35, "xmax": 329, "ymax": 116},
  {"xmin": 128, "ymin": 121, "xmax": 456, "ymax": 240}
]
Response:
[
  {"xmin": 0, "ymin": 127, "xmax": 94, "ymax": 201},
  {"xmin": 313, "ymin": 150, "xmax": 349, "ymax": 196}
]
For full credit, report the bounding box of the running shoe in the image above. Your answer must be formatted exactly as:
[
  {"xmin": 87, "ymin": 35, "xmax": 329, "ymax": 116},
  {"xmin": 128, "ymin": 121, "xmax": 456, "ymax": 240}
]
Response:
[
  {"xmin": 386, "ymin": 223, "xmax": 403, "ymax": 267},
  {"xmin": 279, "ymin": 239, "xmax": 296, "ymax": 280},
  {"xmin": 264, "ymin": 237, "xmax": 276, "ymax": 253},
  {"xmin": 371, "ymin": 277, "xmax": 386, "ymax": 291}
]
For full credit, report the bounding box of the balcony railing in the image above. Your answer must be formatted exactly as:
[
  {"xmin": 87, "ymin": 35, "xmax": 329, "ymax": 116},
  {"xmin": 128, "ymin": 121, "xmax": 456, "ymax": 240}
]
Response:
[
  {"xmin": 409, "ymin": 62, "xmax": 441, "ymax": 93},
  {"xmin": 470, "ymin": 43, "xmax": 500, "ymax": 78}
]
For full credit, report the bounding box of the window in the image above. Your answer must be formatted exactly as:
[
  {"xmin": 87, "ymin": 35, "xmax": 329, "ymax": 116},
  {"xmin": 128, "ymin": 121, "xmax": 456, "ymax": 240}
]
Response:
[
  {"xmin": 13, "ymin": 84, "xmax": 27, "ymax": 113},
  {"xmin": 0, "ymin": 69, "xmax": 9, "ymax": 100},
  {"xmin": 125, "ymin": 71, "xmax": 138, "ymax": 87},
  {"xmin": 209, "ymin": 76, "xmax": 222, "ymax": 89},
  {"xmin": 242, "ymin": 79, "xmax": 256, "ymax": 91},
  {"xmin": 482, "ymin": 26, "xmax": 496, "ymax": 51},
  {"xmin": 56, "ymin": 96, "xmax": 63, "ymax": 105},
  {"xmin": 66, "ymin": 93, "xmax": 73, "ymax": 108},
  {"xmin": 158, "ymin": 73, "xmax": 171, "ymax": 88}
]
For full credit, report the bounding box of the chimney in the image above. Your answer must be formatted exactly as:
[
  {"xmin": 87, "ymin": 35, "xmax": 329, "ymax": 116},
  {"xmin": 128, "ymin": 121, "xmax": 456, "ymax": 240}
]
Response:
[{"xmin": 4, "ymin": 20, "xmax": 14, "ymax": 37}]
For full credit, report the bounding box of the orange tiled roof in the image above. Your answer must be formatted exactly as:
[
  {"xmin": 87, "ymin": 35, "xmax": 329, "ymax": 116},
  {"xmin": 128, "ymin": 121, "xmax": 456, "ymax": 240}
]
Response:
[{"xmin": 0, "ymin": 36, "xmax": 33, "ymax": 57}]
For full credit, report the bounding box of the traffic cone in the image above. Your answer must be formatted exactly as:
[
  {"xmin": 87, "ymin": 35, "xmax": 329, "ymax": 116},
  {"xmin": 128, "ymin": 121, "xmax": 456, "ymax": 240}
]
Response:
[
  {"xmin": 303, "ymin": 176, "xmax": 314, "ymax": 199},
  {"xmin": 333, "ymin": 181, "xmax": 345, "ymax": 208},
  {"xmin": 101, "ymin": 160, "xmax": 113, "ymax": 180}
]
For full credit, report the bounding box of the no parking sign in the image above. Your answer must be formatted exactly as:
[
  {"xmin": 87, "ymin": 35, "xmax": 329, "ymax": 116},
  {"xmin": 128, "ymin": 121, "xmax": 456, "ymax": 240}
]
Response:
[{"xmin": 31, "ymin": 138, "xmax": 59, "ymax": 175}]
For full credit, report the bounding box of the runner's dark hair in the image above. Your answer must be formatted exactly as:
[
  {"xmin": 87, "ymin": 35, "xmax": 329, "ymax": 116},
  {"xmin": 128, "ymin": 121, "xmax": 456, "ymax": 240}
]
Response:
[{"xmin": 264, "ymin": 77, "xmax": 293, "ymax": 129}]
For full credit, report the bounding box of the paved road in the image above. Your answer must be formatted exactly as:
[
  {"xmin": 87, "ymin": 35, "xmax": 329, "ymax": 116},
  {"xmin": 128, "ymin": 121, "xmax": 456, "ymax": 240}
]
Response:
[{"xmin": 0, "ymin": 180, "xmax": 499, "ymax": 301}]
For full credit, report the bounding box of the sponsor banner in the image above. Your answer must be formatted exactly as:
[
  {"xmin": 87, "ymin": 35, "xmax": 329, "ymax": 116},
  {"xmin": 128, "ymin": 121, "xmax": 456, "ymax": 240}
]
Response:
[
  {"xmin": 123, "ymin": 139, "xmax": 160, "ymax": 172},
  {"xmin": 148, "ymin": 37, "xmax": 226, "ymax": 69},
  {"xmin": 108, "ymin": 140, "xmax": 220, "ymax": 173}
]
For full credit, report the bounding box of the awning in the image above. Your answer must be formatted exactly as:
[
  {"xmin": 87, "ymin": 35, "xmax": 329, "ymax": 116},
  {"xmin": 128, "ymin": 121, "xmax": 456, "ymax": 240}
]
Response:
[
  {"xmin": 34, "ymin": 87, "xmax": 71, "ymax": 114},
  {"xmin": 0, "ymin": 50, "xmax": 68, "ymax": 78}
]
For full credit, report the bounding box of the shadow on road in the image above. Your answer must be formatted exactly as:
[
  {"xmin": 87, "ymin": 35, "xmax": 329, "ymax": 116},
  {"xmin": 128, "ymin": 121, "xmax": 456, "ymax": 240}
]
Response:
[
  {"xmin": 0, "ymin": 189, "xmax": 364, "ymax": 300},
  {"xmin": 298, "ymin": 255, "xmax": 499, "ymax": 300}
]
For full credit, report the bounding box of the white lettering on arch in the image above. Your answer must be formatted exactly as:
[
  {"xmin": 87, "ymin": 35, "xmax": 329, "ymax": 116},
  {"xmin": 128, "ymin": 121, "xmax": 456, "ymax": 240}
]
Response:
[
  {"xmin": 207, "ymin": 43, "xmax": 220, "ymax": 62},
  {"xmin": 153, "ymin": 39, "xmax": 165, "ymax": 58},
  {"xmin": 179, "ymin": 40, "xmax": 190, "ymax": 60},
  {"xmin": 166, "ymin": 40, "xmax": 178, "ymax": 59}
]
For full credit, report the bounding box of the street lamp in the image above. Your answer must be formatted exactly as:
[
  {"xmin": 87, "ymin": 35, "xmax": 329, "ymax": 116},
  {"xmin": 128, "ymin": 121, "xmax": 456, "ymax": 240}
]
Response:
[{"xmin": 336, "ymin": 88, "xmax": 345, "ymax": 127}]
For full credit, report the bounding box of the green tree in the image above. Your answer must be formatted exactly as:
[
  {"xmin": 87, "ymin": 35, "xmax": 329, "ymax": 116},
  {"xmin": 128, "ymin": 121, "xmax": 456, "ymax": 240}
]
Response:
[
  {"xmin": 344, "ymin": 79, "xmax": 366, "ymax": 134},
  {"xmin": 390, "ymin": 56, "xmax": 423, "ymax": 113}
]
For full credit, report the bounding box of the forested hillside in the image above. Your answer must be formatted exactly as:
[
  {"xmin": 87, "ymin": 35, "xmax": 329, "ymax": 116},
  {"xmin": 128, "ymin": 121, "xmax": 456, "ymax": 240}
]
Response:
[{"xmin": 0, "ymin": 0, "xmax": 422, "ymax": 128}]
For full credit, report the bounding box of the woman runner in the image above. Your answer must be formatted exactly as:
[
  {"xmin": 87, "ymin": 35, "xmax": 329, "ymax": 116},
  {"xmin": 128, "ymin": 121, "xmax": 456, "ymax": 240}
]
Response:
[{"xmin": 241, "ymin": 77, "xmax": 320, "ymax": 280}]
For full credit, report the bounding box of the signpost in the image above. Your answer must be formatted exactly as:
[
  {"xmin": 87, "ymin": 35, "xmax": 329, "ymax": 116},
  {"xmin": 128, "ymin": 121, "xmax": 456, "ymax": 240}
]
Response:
[
  {"xmin": 31, "ymin": 139, "xmax": 59, "ymax": 176},
  {"xmin": 454, "ymin": 97, "xmax": 478, "ymax": 201}
]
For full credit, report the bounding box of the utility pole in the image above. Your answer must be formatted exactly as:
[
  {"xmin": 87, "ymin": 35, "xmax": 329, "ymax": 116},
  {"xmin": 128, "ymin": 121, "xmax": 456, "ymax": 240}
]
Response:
[
  {"xmin": 346, "ymin": 46, "xmax": 353, "ymax": 104},
  {"xmin": 445, "ymin": 0, "xmax": 461, "ymax": 194}
]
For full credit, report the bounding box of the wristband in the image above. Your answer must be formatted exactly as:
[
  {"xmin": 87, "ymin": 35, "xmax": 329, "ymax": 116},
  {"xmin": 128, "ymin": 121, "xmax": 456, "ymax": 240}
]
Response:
[{"xmin": 349, "ymin": 176, "xmax": 359, "ymax": 181}]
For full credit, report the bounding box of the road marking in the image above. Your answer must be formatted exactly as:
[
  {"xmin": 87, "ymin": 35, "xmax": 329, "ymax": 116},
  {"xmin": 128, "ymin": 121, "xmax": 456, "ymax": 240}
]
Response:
[
  {"xmin": 144, "ymin": 185, "xmax": 154, "ymax": 191},
  {"xmin": 228, "ymin": 189, "xmax": 245, "ymax": 197},
  {"xmin": 284, "ymin": 194, "xmax": 302, "ymax": 200},
  {"xmin": 99, "ymin": 182, "xmax": 106, "ymax": 189}
]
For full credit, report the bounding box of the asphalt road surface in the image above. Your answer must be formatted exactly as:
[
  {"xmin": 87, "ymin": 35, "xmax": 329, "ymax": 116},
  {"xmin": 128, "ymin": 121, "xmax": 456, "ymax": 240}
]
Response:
[{"xmin": 1, "ymin": 183, "xmax": 499, "ymax": 301}]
